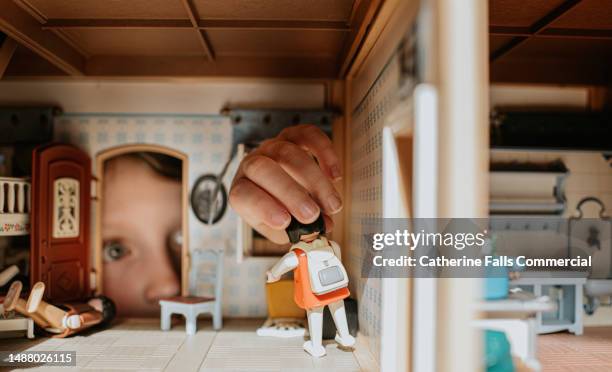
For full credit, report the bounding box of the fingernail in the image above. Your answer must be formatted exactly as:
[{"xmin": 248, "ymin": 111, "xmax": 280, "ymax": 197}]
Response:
[
  {"xmin": 330, "ymin": 165, "xmax": 342, "ymax": 180},
  {"xmin": 300, "ymin": 202, "xmax": 319, "ymax": 220},
  {"xmin": 270, "ymin": 211, "xmax": 290, "ymax": 227},
  {"xmin": 328, "ymin": 194, "xmax": 343, "ymax": 212}
]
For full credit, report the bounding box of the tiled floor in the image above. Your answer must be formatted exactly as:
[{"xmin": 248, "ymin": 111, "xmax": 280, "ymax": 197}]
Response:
[
  {"xmin": 539, "ymin": 327, "xmax": 612, "ymax": 372},
  {"xmin": 0, "ymin": 319, "xmax": 375, "ymax": 371}
]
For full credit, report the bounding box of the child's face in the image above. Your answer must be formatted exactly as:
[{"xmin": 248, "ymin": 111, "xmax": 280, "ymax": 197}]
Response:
[{"xmin": 102, "ymin": 156, "xmax": 182, "ymax": 317}]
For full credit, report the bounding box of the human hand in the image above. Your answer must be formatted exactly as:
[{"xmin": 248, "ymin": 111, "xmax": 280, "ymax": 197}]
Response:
[{"xmin": 230, "ymin": 124, "xmax": 342, "ymax": 244}]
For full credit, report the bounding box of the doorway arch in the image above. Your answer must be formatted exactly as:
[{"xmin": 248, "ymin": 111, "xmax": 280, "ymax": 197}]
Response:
[{"xmin": 94, "ymin": 144, "xmax": 189, "ymax": 297}]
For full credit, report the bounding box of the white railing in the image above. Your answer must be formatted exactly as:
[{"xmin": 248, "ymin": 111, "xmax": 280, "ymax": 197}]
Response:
[
  {"xmin": 0, "ymin": 177, "xmax": 31, "ymax": 236},
  {"xmin": 0, "ymin": 177, "xmax": 30, "ymax": 214}
]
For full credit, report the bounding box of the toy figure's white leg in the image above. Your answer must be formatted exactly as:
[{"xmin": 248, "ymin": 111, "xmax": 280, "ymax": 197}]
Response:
[
  {"xmin": 304, "ymin": 307, "xmax": 326, "ymax": 358},
  {"xmin": 160, "ymin": 306, "xmax": 171, "ymax": 331},
  {"xmin": 328, "ymin": 300, "xmax": 356, "ymax": 348}
]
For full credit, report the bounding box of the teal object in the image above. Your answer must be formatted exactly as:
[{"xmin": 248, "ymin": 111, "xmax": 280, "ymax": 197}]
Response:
[
  {"xmin": 484, "ymin": 264, "xmax": 509, "ymax": 300},
  {"xmin": 484, "ymin": 330, "xmax": 515, "ymax": 372}
]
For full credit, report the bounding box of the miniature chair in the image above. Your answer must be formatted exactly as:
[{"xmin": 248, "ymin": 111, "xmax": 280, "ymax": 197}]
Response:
[{"xmin": 159, "ymin": 249, "xmax": 223, "ymax": 335}]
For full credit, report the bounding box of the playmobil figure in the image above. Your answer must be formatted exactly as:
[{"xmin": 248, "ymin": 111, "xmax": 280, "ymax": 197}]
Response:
[
  {"xmin": 3, "ymin": 281, "xmax": 116, "ymax": 337},
  {"xmin": 266, "ymin": 214, "xmax": 355, "ymax": 358}
]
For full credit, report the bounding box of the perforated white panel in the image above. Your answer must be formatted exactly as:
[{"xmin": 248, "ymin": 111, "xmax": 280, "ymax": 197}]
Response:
[{"xmin": 347, "ymin": 56, "xmax": 401, "ymax": 363}]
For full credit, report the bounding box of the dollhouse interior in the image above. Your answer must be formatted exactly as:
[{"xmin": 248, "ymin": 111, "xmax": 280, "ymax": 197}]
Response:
[{"xmin": 1, "ymin": 0, "xmax": 612, "ymax": 371}]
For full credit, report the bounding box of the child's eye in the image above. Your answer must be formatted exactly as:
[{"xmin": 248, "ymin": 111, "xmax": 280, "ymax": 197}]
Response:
[{"xmin": 103, "ymin": 242, "xmax": 130, "ymax": 262}]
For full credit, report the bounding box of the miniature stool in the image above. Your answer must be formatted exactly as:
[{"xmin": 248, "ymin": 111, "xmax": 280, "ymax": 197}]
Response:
[{"xmin": 159, "ymin": 296, "xmax": 221, "ymax": 335}]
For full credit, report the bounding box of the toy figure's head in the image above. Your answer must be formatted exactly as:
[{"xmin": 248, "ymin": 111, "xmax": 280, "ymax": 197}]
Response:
[
  {"xmin": 87, "ymin": 295, "xmax": 117, "ymax": 325},
  {"xmin": 286, "ymin": 214, "xmax": 326, "ymax": 244}
]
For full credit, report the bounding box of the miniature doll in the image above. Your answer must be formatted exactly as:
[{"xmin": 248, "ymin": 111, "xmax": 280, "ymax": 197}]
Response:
[
  {"xmin": 3, "ymin": 281, "xmax": 116, "ymax": 337},
  {"xmin": 266, "ymin": 214, "xmax": 355, "ymax": 358}
]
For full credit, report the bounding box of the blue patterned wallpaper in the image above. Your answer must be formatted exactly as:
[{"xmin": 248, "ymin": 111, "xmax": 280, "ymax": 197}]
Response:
[{"xmin": 54, "ymin": 114, "xmax": 277, "ymax": 317}]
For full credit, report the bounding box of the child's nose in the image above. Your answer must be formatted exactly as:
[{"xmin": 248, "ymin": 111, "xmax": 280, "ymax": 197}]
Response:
[{"xmin": 144, "ymin": 271, "xmax": 180, "ymax": 302}]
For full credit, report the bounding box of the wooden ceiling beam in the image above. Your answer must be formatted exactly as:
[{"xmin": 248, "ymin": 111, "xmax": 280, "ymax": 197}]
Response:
[
  {"xmin": 0, "ymin": 37, "xmax": 18, "ymax": 78},
  {"xmin": 85, "ymin": 55, "xmax": 337, "ymax": 78},
  {"xmin": 0, "ymin": 0, "xmax": 84, "ymax": 75},
  {"xmin": 41, "ymin": 18, "xmax": 350, "ymax": 31},
  {"xmin": 490, "ymin": 0, "xmax": 583, "ymax": 62},
  {"xmin": 491, "ymin": 25, "xmax": 612, "ymax": 40},
  {"xmin": 179, "ymin": 0, "xmax": 215, "ymax": 61},
  {"xmin": 491, "ymin": 56, "xmax": 610, "ymax": 85},
  {"xmin": 43, "ymin": 19, "xmax": 193, "ymax": 29},
  {"xmin": 197, "ymin": 19, "xmax": 349, "ymax": 31}
]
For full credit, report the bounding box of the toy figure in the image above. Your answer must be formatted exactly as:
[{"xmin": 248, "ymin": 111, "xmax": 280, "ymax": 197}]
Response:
[
  {"xmin": 3, "ymin": 281, "xmax": 116, "ymax": 337},
  {"xmin": 266, "ymin": 214, "xmax": 355, "ymax": 358}
]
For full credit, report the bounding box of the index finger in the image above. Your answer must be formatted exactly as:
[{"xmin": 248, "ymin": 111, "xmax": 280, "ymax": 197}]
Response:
[{"xmin": 278, "ymin": 124, "xmax": 341, "ymax": 181}]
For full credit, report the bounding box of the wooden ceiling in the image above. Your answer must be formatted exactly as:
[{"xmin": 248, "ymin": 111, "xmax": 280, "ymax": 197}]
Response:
[
  {"xmin": 1, "ymin": 0, "xmax": 611, "ymax": 85},
  {"xmin": 490, "ymin": 0, "xmax": 612, "ymax": 85},
  {"xmin": 0, "ymin": 0, "xmax": 380, "ymax": 78}
]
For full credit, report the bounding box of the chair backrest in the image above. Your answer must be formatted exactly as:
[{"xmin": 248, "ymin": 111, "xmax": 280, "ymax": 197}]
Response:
[{"xmin": 190, "ymin": 248, "xmax": 223, "ymax": 303}]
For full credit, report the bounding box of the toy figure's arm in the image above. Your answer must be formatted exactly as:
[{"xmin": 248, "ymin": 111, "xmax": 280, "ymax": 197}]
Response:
[{"xmin": 267, "ymin": 251, "xmax": 298, "ymax": 282}]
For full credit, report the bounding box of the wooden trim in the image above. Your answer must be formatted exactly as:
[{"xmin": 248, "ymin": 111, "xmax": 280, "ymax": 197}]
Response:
[
  {"xmin": 43, "ymin": 19, "xmax": 193, "ymax": 29},
  {"xmin": 94, "ymin": 144, "xmax": 190, "ymax": 297},
  {"xmin": 0, "ymin": 37, "xmax": 18, "ymax": 78},
  {"xmin": 347, "ymin": 0, "xmax": 418, "ymax": 111},
  {"xmin": 0, "ymin": 0, "xmax": 84, "ymax": 75},
  {"xmin": 12, "ymin": 0, "xmax": 47, "ymax": 23},
  {"xmin": 490, "ymin": 26, "xmax": 612, "ymax": 40},
  {"xmin": 346, "ymin": 0, "xmax": 364, "ymax": 26},
  {"xmin": 180, "ymin": 0, "xmax": 215, "ymax": 61},
  {"xmin": 198, "ymin": 19, "xmax": 349, "ymax": 31},
  {"xmin": 588, "ymin": 86, "xmax": 612, "ymax": 110},
  {"xmin": 490, "ymin": 0, "xmax": 583, "ymax": 62},
  {"xmin": 327, "ymin": 80, "xmax": 346, "ymax": 248},
  {"xmin": 338, "ymin": 0, "xmax": 382, "ymax": 78},
  {"xmin": 491, "ymin": 57, "xmax": 610, "ymax": 85},
  {"xmin": 48, "ymin": 28, "xmax": 91, "ymax": 59},
  {"xmin": 341, "ymin": 78, "xmax": 352, "ymax": 273},
  {"xmin": 42, "ymin": 18, "xmax": 350, "ymax": 31},
  {"xmin": 85, "ymin": 55, "xmax": 338, "ymax": 78}
]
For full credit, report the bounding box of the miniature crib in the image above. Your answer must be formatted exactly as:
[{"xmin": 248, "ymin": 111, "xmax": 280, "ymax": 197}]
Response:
[{"xmin": 0, "ymin": 177, "xmax": 31, "ymax": 236}]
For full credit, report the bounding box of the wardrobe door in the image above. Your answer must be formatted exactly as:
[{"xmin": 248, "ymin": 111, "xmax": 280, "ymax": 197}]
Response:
[{"xmin": 31, "ymin": 144, "xmax": 91, "ymax": 302}]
